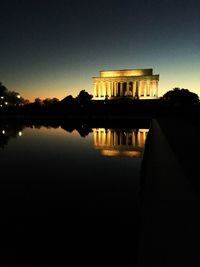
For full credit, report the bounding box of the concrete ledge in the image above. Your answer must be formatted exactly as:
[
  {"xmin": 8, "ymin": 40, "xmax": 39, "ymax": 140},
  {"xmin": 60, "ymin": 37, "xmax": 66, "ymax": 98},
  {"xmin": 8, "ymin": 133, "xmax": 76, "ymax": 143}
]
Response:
[{"xmin": 138, "ymin": 118, "xmax": 200, "ymax": 266}]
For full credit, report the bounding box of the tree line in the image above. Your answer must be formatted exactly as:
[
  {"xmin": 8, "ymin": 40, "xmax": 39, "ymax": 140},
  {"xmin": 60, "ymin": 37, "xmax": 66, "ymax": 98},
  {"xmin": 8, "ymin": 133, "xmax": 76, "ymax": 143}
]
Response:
[
  {"xmin": 0, "ymin": 82, "xmax": 29, "ymax": 106},
  {"xmin": 0, "ymin": 81, "xmax": 199, "ymax": 116}
]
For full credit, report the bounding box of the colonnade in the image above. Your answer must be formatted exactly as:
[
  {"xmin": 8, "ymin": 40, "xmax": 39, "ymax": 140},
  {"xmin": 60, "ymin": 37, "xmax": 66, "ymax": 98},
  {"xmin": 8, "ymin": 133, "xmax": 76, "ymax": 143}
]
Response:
[
  {"xmin": 93, "ymin": 80, "xmax": 158, "ymax": 99},
  {"xmin": 93, "ymin": 128, "xmax": 149, "ymax": 150}
]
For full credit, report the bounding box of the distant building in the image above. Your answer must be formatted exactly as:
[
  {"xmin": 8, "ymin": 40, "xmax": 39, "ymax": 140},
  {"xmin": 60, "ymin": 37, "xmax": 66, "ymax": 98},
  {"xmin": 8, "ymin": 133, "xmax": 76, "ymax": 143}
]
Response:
[{"xmin": 93, "ymin": 68, "xmax": 159, "ymax": 100}]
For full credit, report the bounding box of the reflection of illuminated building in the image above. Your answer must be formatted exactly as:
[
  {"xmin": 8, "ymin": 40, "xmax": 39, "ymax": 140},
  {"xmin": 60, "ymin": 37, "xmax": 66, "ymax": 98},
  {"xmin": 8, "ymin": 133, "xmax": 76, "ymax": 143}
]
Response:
[
  {"xmin": 93, "ymin": 128, "xmax": 149, "ymax": 157},
  {"xmin": 93, "ymin": 68, "xmax": 159, "ymax": 100}
]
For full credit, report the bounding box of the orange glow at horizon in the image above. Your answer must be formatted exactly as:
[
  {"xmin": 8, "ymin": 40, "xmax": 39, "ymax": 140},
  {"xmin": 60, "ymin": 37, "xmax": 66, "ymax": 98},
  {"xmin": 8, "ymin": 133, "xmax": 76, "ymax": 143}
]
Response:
[
  {"xmin": 21, "ymin": 85, "xmax": 92, "ymax": 102},
  {"xmin": 5, "ymin": 67, "xmax": 200, "ymax": 102},
  {"xmin": 20, "ymin": 79, "xmax": 200, "ymax": 102}
]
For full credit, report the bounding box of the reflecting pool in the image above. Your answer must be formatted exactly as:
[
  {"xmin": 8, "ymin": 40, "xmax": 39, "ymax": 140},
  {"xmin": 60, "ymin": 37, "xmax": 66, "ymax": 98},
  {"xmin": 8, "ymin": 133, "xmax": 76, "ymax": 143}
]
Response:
[{"xmin": 0, "ymin": 121, "xmax": 149, "ymax": 266}]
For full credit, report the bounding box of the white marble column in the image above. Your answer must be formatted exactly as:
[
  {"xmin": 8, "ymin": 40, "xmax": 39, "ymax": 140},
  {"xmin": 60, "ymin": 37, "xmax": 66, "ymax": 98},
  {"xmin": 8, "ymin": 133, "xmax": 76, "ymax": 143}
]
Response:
[
  {"xmin": 146, "ymin": 80, "xmax": 150, "ymax": 96},
  {"xmin": 131, "ymin": 131, "xmax": 135, "ymax": 146},
  {"xmin": 153, "ymin": 81, "xmax": 156, "ymax": 97},
  {"xmin": 117, "ymin": 82, "xmax": 120, "ymax": 96},
  {"xmin": 105, "ymin": 82, "xmax": 107, "ymax": 98},
  {"xmin": 152, "ymin": 81, "xmax": 156, "ymax": 97},
  {"xmin": 114, "ymin": 82, "xmax": 116, "ymax": 96},
  {"xmin": 94, "ymin": 82, "xmax": 96, "ymax": 97},
  {"xmin": 96, "ymin": 83, "xmax": 98, "ymax": 98},
  {"xmin": 103, "ymin": 82, "xmax": 106, "ymax": 98},
  {"xmin": 107, "ymin": 130, "xmax": 111, "ymax": 146},
  {"xmin": 105, "ymin": 130, "xmax": 108, "ymax": 145},
  {"xmin": 101, "ymin": 130, "xmax": 105, "ymax": 145},
  {"xmin": 111, "ymin": 82, "xmax": 114, "ymax": 97},
  {"xmin": 107, "ymin": 82, "xmax": 110, "ymax": 98},
  {"xmin": 120, "ymin": 82, "xmax": 123, "ymax": 96},
  {"xmin": 133, "ymin": 81, "xmax": 136, "ymax": 97},
  {"xmin": 138, "ymin": 131, "xmax": 142, "ymax": 147},
  {"xmin": 129, "ymin": 82, "xmax": 133, "ymax": 96},
  {"xmin": 101, "ymin": 82, "xmax": 104, "ymax": 98},
  {"xmin": 133, "ymin": 130, "xmax": 137, "ymax": 146},
  {"xmin": 104, "ymin": 82, "xmax": 107, "ymax": 98},
  {"xmin": 111, "ymin": 130, "xmax": 114, "ymax": 145},
  {"xmin": 110, "ymin": 82, "xmax": 113, "ymax": 97},
  {"xmin": 140, "ymin": 81, "xmax": 144, "ymax": 96},
  {"xmin": 94, "ymin": 83, "xmax": 97, "ymax": 98},
  {"xmin": 156, "ymin": 80, "xmax": 158, "ymax": 97},
  {"xmin": 108, "ymin": 82, "xmax": 112, "ymax": 98},
  {"xmin": 149, "ymin": 81, "xmax": 152, "ymax": 97},
  {"xmin": 151, "ymin": 81, "xmax": 155, "ymax": 97},
  {"xmin": 116, "ymin": 82, "xmax": 118, "ymax": 96},
  {"xmin": 144, "ymin": 81, "xmax": 147, "ymax": 97},
  {"xmin": 126, "ymin": 82, "xmax": 129, "ymax": 96},
  {"xmin": 99, "ymin": 82, "xmax": 102, "ymax": 97},
  {"xmin": 114, "ymin": 131, "xmax": 116, "ymax": 146},
  {"xmin": 138, "ymin": 81, "xmax": 141, "ymax": 98}
]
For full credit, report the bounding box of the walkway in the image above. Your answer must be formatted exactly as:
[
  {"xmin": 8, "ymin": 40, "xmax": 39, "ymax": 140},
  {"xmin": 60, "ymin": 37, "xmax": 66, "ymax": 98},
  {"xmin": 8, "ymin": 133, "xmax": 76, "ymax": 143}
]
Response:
[{"xmin": 138, "ymin": 117, "xmax": 200, "ymax": 266}]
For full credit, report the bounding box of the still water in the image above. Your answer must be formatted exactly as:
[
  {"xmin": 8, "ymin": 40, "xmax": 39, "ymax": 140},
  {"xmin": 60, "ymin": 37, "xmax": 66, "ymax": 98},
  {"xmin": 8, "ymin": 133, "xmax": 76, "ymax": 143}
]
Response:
[{"xmin": 0, "ymin": 121, "xmax": 149, "ymax": 266}]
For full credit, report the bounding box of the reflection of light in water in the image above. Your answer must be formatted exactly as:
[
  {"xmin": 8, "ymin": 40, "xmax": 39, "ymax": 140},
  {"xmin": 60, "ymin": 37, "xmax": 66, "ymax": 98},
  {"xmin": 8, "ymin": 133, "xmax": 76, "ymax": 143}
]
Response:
[
  {"xmin": 2, "ymin": 130, "xmax": 5, "ymax": 134},
  {"xmin": 101, "ymin": 150, "xmax": 142, "ymax": 157},
  {"xmin": 18, "ymin": 131, "xmax": 22, "ymax": 136},
  {"xmin": 93, "ymin": 128, "xmax": 149, "ymax": 157}
]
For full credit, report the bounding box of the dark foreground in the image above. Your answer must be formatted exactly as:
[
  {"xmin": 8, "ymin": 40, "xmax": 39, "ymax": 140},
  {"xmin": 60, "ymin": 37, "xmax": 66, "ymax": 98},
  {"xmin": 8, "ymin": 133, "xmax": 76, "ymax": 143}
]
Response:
[
  {"xmin": 1, "ymin": 114, "xmax": 200, "ymax": 266},
  {"xmin": 139, "ymin": 117, "xmax": 200, "ymax": 266}
]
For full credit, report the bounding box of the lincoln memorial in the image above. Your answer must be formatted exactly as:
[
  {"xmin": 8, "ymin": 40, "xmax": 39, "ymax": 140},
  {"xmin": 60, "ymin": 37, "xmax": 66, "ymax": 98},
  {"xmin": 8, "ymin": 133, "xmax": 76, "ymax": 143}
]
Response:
[
  {"xmin": 93, "ymin": 68, "xmax": 159, "ymax": 100},
  {"xmin": 93, "ymin": 128, "xmax": 149, "ymax": 157}
]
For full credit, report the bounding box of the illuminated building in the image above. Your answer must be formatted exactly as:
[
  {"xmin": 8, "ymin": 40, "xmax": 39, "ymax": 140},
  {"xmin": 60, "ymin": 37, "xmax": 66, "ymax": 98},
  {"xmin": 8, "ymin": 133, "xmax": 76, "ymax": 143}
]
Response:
[
  {"xmin": 93, "ymin": 68, "xmax": 159, "ymax": 100},
  {"xmin": 93, "ymin": 128, "xmax": 149, "ymax": 157}
]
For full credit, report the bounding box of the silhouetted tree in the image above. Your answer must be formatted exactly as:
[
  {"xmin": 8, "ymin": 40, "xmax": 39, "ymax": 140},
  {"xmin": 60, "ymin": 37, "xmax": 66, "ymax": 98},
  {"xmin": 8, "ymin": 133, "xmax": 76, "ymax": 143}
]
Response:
[
  {"xmin": 60, "ymin": 95, "xmax": 75, "ymax": 105},
  {"xmin": 0, "ymin": 82, "xmax": 8, "ymax": 96},
  {"xmin": 34, "ymin": 98, "xmax": 43, "ymax": 106},
  {"xmin": 43, "ymin": 98, "xmax": 59, "ymax": 106},
  {"xmin": 162, "ymin": 88, "xmax": 199, "ymax": 105},
  {"xmin": 6, "ymin": 91, "xmax": 21, "ymax": 105},
  {"xmin": 51, "ymin": 98, "xmax": 59, "ymax": 104},
  {"xmin": 21, "ymin": 99, "xmax": 30, "ymax": 105},
  {"xmin": 76, "ymin": 90, "xmax": 93, "ymax": 104},
  {"xmin": 0, "ymin": 81, "xmax": 28, "ymax": 106},
  {"xmin": 76, "ymin": 125, "xmax": 93, "ymax": 137}
]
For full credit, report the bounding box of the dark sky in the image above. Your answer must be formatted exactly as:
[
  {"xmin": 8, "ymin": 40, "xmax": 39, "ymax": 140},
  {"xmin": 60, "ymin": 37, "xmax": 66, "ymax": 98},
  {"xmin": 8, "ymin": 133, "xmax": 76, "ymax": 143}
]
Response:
[{"xmin": 0, "ymin": 0, "xmax": 200, "ymax": 101}]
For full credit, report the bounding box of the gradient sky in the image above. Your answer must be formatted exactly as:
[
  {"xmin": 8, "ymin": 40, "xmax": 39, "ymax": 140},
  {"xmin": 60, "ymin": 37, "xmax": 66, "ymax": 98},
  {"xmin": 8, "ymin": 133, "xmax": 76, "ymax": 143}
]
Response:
[{"xmin": 0, "ymin": 0, "xmax": 200, "ymax": 102}]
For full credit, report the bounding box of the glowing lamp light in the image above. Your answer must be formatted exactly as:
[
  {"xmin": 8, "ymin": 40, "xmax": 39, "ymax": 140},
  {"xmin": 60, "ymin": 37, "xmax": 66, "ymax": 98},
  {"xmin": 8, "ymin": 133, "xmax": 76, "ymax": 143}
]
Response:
[
  {"xmin": 18, "ymin": 131, "xmax": 22, "ymax": 136},
  {"xmin": 2, "ymin": 130, "xmax": 5, "ymax": 134},
  {"xmin": 17, "ymin": 95, "xmax": 21, "ymax": 99},
  {"xmin": 0, "ymin": 96, "xmax": 4, "ymax": 99},
  {"xmin": 5, "ymin": 102, "xmax": 8, "ymax": 105}
]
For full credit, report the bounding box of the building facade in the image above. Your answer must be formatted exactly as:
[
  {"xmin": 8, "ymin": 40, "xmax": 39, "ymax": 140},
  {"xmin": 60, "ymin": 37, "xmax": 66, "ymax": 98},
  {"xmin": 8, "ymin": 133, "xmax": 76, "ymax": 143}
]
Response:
[{"xmin": 93, "ymin": 68, "xmax": 159, "ymax": 100}]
